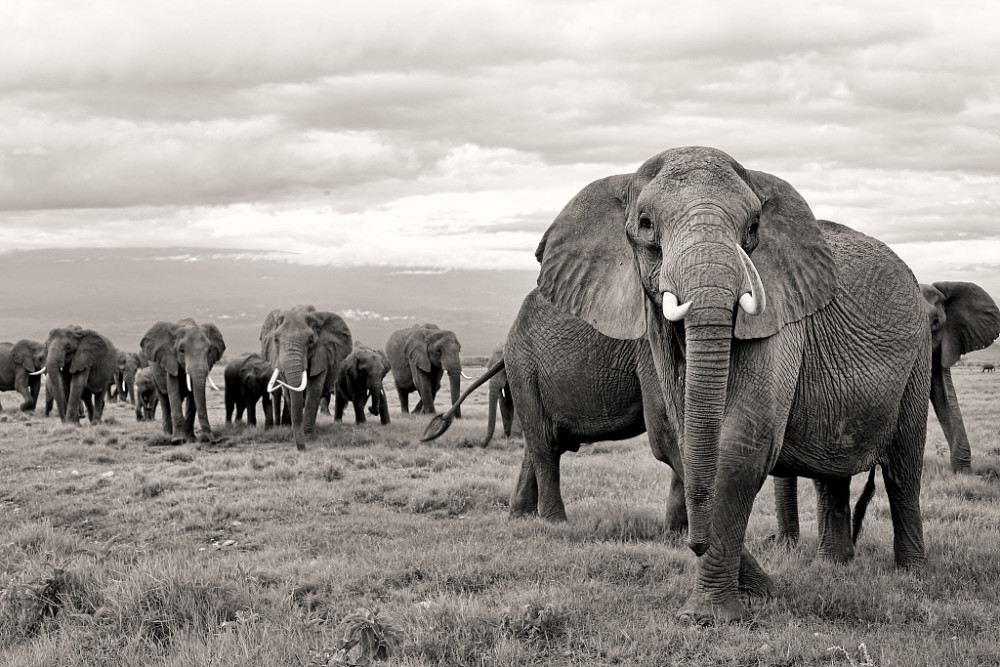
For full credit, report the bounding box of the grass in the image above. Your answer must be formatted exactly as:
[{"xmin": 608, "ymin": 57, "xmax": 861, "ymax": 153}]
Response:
[{"xmin": 1, "ymin": 366, "xmax": 999, "ymax": 665}]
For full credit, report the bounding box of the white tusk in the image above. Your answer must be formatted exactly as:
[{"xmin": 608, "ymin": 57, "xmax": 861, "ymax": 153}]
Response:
[
  {"xmin": 662, "ymin": 292, "xmax": 692, "ymax": 321},
  {"xmin": 289, "ymin": 372, "xmax": 308, "ymax": 393},
  {"xmin": 208, "ymin": 376, "xmax": 220, "ymax": 391},
  {"xmin": 267, "ymin": 368, "xmax": 281, "ymax": 393},
  {"xmin": 461, "ymin": 372, "xmax": 472, "ymax": 380},
  {"xmin": 186, "ymin": 373, "xmax": 193, "ymax": 391},
  {"xmin": 29, "ymin": 366, "xmax": 47, "ymax": 376},
  {"xmin": 736, "ymin": 244, "xmax": 766, "ymax": 316}
]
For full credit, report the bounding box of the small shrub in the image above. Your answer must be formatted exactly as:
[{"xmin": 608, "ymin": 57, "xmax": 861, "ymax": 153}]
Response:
[
  {"xmin": 323, "ymin": 465, "xmax": 343, "ymax": 481},
  {"xmin": 500, "ymin": 602, "xmax": 568, "ymax": 642},
  {"xmin": 164, "ymin": 451, "xmax": 194, "ymax": 463},
  {"xmin": 328, "ymin": 608, "xmax": 402, "ymax": 665}
]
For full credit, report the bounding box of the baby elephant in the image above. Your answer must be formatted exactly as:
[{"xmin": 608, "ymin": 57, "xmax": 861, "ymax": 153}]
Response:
[
  {"xmin": 335, "ymin": 345, "xmax": 391, "ymax": 425},
  {"xmin": 224, "ymin": 353, "xmax": 275, "ymax": 428},
  {"xmin": 134, "ymin": 367, "xmax": 159, "ymax": 421}
]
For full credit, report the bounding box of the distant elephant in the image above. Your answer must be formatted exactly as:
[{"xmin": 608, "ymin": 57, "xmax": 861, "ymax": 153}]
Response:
[
  {"xmin": 772, "ymin": 279, "xmax": 1000, "ymax": 552},
  {"xmin": 534, "ymin": 146, "xmax": 931, "ymax": 624},
  {"xmin": 386, "ymin": 324, "xmax": 465, "ymax": 417},
  {"xmin": 334, "ymin": 344, "xmax": 391, "ymax": 425},
  {"xmin": 483, "ymin": 341, "xmax": 514, "ymax": 446},
  {"xmin": 260, "ymin": 305, "xmax": 353, "ymax": 450},
  {"xmin": 224, "ymin": 353, "xmax": 274, "ymax": 428},
  {"xmin": 115, "ymin": 351, "xmax": 141, "ymax": 406},
  {"xmin": 982, "ymin": 363, "xmax": 995, "ymax": 372},
  {"xmin": 134, "ymin": 367, "xmax": 159, "ymax": 421},
  {"xmin": 141, "ymin": 319, "xmax": 225, "ymax": 443},
  {"xmin": 45, "ymin": 326, "xmax": 119, "ymax": 424},
  {"xmin": 423, "ymin": 288, "xmax": 689, "ymax": 532},
  {"xmin": 0, "ymin": 339, "xmax": 47, "ymax": 411}
]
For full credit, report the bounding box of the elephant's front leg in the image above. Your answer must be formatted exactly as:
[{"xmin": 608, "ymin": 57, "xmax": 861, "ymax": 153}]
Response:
[
  {"xmin": 334, "ymin": 393, "xmax": 347, "ymax": 422},
  {"xmin": 182, "ymin": 394, "xmax": 197, "ymax": 441},
  {"xmin": 165, "ymin": 374, "xmax": 190, "ymax": 443},
  {"xmin": 90, "ymin": 390, "xmax": 106, "ymax": 424},
  {"xmin": 815, "ymin": 477, "xmax": 854, "ymax": 563},
  {"xmin": 302, "ymin": 372, "xmax": 325, "ymax": 435},
  {"xmin": 413, "ymin": 371, "xmax": 437, "ymax": 414},
  {"xmin": 509, "ymin": 449, "xmax": 539, "ymax": 517},
  {"xmin": 261, "ymin": 394, "xmax": 273, "ymax": 429},
  {"xmin": 66, "ymin": 371, "xmax": 90, "ymax": 424},
  {"xmin": 352, "ymin": 395, "xmax": 367, "ymax": 424}
]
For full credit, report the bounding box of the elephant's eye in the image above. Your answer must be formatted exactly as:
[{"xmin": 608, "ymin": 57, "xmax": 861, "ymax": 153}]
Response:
[{"xmin": 638, "ymin": 213, "xmax": 653, "ymax": 231}]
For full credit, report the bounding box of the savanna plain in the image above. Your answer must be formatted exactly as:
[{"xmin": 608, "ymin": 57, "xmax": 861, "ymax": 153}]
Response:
[{"xmin": 2, "ymin": 365, "xmax": 999, "ymax": 666}]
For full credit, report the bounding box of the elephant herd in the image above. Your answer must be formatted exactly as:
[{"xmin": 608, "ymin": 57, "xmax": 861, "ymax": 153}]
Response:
[{"xmin": 1, "ymin": 309, "xmax": 467, "ymax": 451}]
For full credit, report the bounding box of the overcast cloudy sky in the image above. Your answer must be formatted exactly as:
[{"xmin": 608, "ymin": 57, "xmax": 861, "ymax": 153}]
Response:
[{"xmin": 2, "ymin": 0, "xmax": 998, "ymax": 292}]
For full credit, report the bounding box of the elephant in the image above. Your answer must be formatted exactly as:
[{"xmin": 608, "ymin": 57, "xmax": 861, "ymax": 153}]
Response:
[
  {"xmin": 482, "ymin": 341, "xmax": 515, "ymax": 446},
  {"xmin": 331, "ymin": 344, "xmax": 392, "ymax": 425},
  {"xmin": 140, "ymin": 319, "xmax": 225, "ymax": 443},
  {"xmin": 0, "ymin": 339, "xmax": 47, "ymax": 411},
  {"xmin": 44, "ymin": 326, "xmax": 119, "ymax": 424},
  {"xmin": 115, "ymin": 351, "xmax": 141, "ymax": 406},
  {"xmin": 260, "ymin": 305, "xmax": 353, "ymax": 450},
  {"xmin": 771, "ymin": 279, "xmax": 1000, "ymax": 551},
  {"xmin": 982, "ymin": 363, "xmax": 995, "ymax": 372},
  {"xmin": 385, "ymin": 324, "xmax": 465, "ymax": 417},
  {"xmin": 224, "ymin": 353, "xmax": 274, "ymax": 428},
  {"xmin": 134, "ymin": 367, "xmax": 159, "ymax": 421},
  {"xmin": 534, "ymin": 146, "xmax": 931, "ymax": 624}
]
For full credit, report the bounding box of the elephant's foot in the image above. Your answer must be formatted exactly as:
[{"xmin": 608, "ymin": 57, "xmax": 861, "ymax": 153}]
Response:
[
  {"xmin": 763, "ymin": 531, "xmax": 799, "ymax": 548},
  {"xmin": 198, "ymin": 431, "xmax": 221, "ymax": 445},
  {"xmin": 509, "ymin": 493, "xmax": 539, "ymax": 518},
  {"xmin": 538, "ymin": 507, "xmax": 568, "ymax": 523},
  {"xmin": 676, "ymin": 593, "xmax": 750, "ymax": 626},
  {"xmin": 738, "ymin": 550, "xmax": 774, "ymax": 601}
]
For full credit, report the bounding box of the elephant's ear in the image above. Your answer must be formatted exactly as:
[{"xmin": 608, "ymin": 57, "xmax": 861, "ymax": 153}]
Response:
[
  {"xmin": 406, "ymin": 330, "xmax": 433, "ymax": 373},
  {"xmin": 141, "ymin": 322, "xmax": 180, "ymax": 376},
  {"xmin": 308, "ymin": 311, "xmax": 353, "ymax": 377},
  {"xmin": 378, "ymin": 349, "xmax": 391, "ymax": 374},
  {"xmin": 71, "ymin": 330, "xmax": 111, "ymax": 374},
  {"xmin": 933, "ymin": 281, "xmax": 1000, "ymax": 367},
  {"xmin": 11, "ymin": 341, "xmax": 37, "ymax": 371},
  {"xmin": 733, "ymin": 170, "xmax": 838, "ymax": 340},
  {"xmin": 260, "ymin": 309, "xmax": 282, "ymax": 361},
  {"xmin": 536, "ymin": 174, "xmax": 646, "ymax": 340},
  {"xmin": 200, "ymin": 324, "xmax": 226, "ymax": 367}
]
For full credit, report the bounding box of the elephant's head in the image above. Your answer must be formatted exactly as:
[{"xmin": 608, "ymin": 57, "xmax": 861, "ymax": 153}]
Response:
[
  {"xmin": 407, "ymin": 324, "xmax": 463, "ymax": 408},
  {"xmin": 260, "ymin": 305, "xmax": 353, "ymax": 448},
  {"xmin": 345, "ymin": 344, "xmax": 391, "ymax": 415},
  {"xmin": 920, "ymin": 282, "xmax": 1000, "ymax": 367},
  {"xmin": 141, "ymin": 319, "xmax": 225, "ymax": 437},
  {"xmin": 536, "ymin": 146, "xmax": 837, "ymax": 555},
  {"xmin": 240, "ymin": 353, "xmax": 274, "ymax": 397},
  {"xmin": 10, "ymin": 339, "xmax": 46, "ymax": 409}
]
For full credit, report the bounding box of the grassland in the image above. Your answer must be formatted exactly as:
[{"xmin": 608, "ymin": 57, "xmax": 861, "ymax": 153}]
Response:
[{"xmin": 2, "ymin": 365, "xmax": 999, "ymax": 666}]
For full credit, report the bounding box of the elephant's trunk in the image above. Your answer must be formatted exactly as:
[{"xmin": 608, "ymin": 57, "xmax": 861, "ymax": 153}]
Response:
[
  {"xmin": 368, "ymin": 378, "xmax": 382, "ymax": 416},
  {"xmin": 930, "ymin": 358, "xmax": 972, "ymax": 472},
  {"xmin": 187, "ymin": 361, "xmax": 212, "ymax": 438},
  {"xmin": 46, "ymin": 348, "xmax": 70, "ymax": 421},
  {"xmin": 447, "ymin": 370, "xmax": 462, "ymax": 419},
  {"xmin": 278, "ymin": 348, "xmax": 308, "ymax": 450}
]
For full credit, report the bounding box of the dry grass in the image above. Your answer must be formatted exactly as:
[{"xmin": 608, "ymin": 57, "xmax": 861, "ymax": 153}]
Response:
[{"xmin": 2, "ymin": 366, "xmax": 1000, "ymax": 665}]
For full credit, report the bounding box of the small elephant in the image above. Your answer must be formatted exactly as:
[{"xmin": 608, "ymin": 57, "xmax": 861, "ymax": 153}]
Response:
[
  {"xmin": 116, "ymin": 351, "xmax": 141, "ymax": 405},
  {"xmin": 0, "ymin": 339, "xmax": 47, "ymax": 411},
  {"xmin": 134, "ymin": 367, "xmax": 159, "ymax": 421},
  {"xmin": 982, "ymin": 363, "xmax": 995, "ymax": 372},
  {"xmin": 386, "ymin": 323, "xmax": 465, "ymax": 416},
  {"xmin": 141, "ymin": 319, "xmax": 226, "ymax": 443},
  {"xmin": 334, "ymin": 344, "xmax": 391, "ymax": 425},
  {"xmin": 224, "ymin": 353, "xmax": 274, "ymax": 428},
  {"xmin": 45, "ymin": 326, "xmax": 119, "ymax": 424}
]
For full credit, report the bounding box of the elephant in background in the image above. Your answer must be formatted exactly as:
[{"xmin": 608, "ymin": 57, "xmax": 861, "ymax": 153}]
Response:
[
  {"xmin": 386, "ymin": 324, "xmax": 465, "ymax": 417},
  {"xmin": 134, "ymin": 367, "xmax": 159, "ymax": 421},
  {"xmin": 772, "ymin": 280, "xmax": 1000, "ymax": 552},
  {"xmin": 482, "ymin": 341, "xmax": 515, "ymax": 446},
  {"xmin": 260, "ymin": 305, "xmax": 353, "ymax": 450},
  {"xmin": 535, "ymin": 146, "xmax": 931, "ymax": 623},
  {"xmin": 224, "ymin": 353, "xmax": 274, "ymax": 428},
  {"xmin": 0, "ymin": 339, "xmax": 47, "ymax": 411},
  {"xmin": 141, "ymin": 319, "xmax": 225, "ymax": 443},
  {"xmin": 334, "ymin": 343, "xmax": 391, "ymax": 425},
  {"xmin": 982, "ymin": 363, "xmax": 995, "ymax": 372},
  {"xmin": 45, "ymin": 326, "xmax": 119, "ymax": 424},
  {"xmin": 115, "ymin": 351, "xmax": 141, "ymax": 406}
]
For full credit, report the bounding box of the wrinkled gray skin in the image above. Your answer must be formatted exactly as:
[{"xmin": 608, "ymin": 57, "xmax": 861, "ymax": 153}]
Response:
[
  {"xmin": 45, "ymin": 326, "xmax": 119, "ymax": 424},
  {"xmin": 0, "ymin": 339, "xmax": 47, "ymax": 411},
  {"xmin": 772, "ymin": 280, "xmax": 1000, "ymax": 558},
  {"xmin": 537, "ymin": 146, "xmax": 931, "ymax": 624},
  {"xmin": 134, "ymin": 367, "xmax": 159, "ymax": 421},
  {"xmin": 115, "ymin": 351, "xmax": 141, "ymax": 406},
  {"xmin": 141, "ymin": 319, "xmax": 225, "ymax": 443},
  {"xmin": 334, "ymin": 344, "xmax": 392, "ymax": 425},
  {"xmin": 386, "ymin": 324, "xmax": 463, "ymax": 417},
  {"xmin": 224, "ymin": 353, "xmax": 274, "ymax": 428},
  {"xmin": 260, "ymin": 305, "xmax": 353, "ymax": 450},
  {"xmin": 483, "ymin": 342, "xmax": 514, "ymax": 446}
]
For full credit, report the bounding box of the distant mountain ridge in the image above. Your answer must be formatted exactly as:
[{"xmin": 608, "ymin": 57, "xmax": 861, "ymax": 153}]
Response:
[{"xmin": 0, "ymin": 248, "xmax": 538, "ymax": 358}]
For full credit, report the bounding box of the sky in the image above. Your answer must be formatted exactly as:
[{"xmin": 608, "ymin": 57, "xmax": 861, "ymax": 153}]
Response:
[{"xmin": 1, "ymin": 0, "xmax": 999, "ymax": 293}]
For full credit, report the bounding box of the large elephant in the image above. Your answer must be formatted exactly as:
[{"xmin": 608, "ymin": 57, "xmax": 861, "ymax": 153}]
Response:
[
  {"xmin": 386, "ymin": 324, "xmax": 465, "ymax": 416},
  {"xmin": 260, "ymin": 305, "xmax": 353, "ymax": 450},
  {"xmin": 0, "ymin": 339, "xmax": 47, "ymax": 411},
  {"xmin": 482, "ymin": 341, "xmax": 515, "ymax": 446},
  {"xmin": 535, "ymin": 146, "xmax": 931, "ymax": 624},
  {"xmin": 115, "ymin": 351, "xmax": 141, "ymax": 406},
  {"xmin": 140, "ymin": 319, "xmax": 225, "ymax": 443},
  {"xmin": 44, "ymin": 326, "xmax": 119, "ymax": 424},
  {"xmin": 334, "ymin": 344, "xmax": 392, "ymax": 425},
  {"xmin": 134, "ymin": 367, "xmax": 159, "ymax": 421},
  {"xmin": 224, "ymin": 353, "xmax": 274, "ymax": 428},
  {"xmin": 771, "ymin": 279, "xmax": 1000, "ymax": 553}
]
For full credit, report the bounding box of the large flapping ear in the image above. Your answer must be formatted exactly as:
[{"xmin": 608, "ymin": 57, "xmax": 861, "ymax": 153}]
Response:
[
  {"xmin": 405, "ymin": 328, "xmax": 434, "ymax": 373},
  {"xmin": 71, "ymin": 330, "xmax": 111, "ymax": 374},
  {"xmin": 932, "ymin": 281, "xmax": 1000, "ymax": 367},
  {"xmin": 733, "ymin": 169, "xmax": 838, "ymax": 340},
  {"xmin": 11, "ymin": 340, "xmax": 41, "ymax": 371},
  {"xmin": 200, "ymin": 323, "xmax": 226, "ymax": 367},
  {"xmin": 378, "ymin": 349, "xmax": 391, "ymax": 375},
  {"xmin": 536, "ymin": 174, "xmax": 646, "ymax": 340},
  {"xmin": 308, "ymin": 311, "xmax": 353, "ymax": 377},
  {"xmin": 259, "ymin": 309, "xmax": 282, "ymax": 361},
  {"xmin": 141, "ymin": 322, "xmax": 180, "ymax": 375}
]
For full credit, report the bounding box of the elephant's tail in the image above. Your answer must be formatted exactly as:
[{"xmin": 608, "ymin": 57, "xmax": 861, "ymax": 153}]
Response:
[
  {"xmin": 852, "ymin": 467, "xmax": 878, "ymax": 544},
  {"xmin": 420, "ymin": 358, "xmax": 506, "ymax": 442}
]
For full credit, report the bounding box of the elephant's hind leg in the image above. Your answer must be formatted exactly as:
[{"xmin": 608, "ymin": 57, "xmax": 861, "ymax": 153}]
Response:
[
  {"xmin": 509, "ymin": 450, "xmax": 540, "ymax": 517},
  {"xmin": 814, "ymin": 477, "xmax": 854, "ymax": 563}
]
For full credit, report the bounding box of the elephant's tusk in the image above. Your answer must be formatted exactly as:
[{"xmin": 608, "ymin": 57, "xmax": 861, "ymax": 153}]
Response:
[
  {"xmin": 29, "ymin": 366, "xmax": 47, "ymax": 376},
  {"xmin": 267, "ymin": 368, "xmax": 281, "ymax": 393},
  {"xmin": 208, "ymin": 376, "xmax": 220, "ymax": 391},
  {"xmin": 287, "ymin": 372, "xmax": 308, "ymax": 393},
  {"xmin": 186, "ymin": 373, "xmax": 193, "ymax": 392},
  {"xmin": 461, "ymin": 372, "xmax": 472, "ymax": 380},
  {"xmin": 662, "ymin": 292, "xmax": 692, "ymax": 321},
  {"xmin": 267, "ymin": 368, "xmax": 308, "ymax": 393},
  {"xmin": 736, "ymin": 244, "xmax": 766, "ymax": 316}
]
